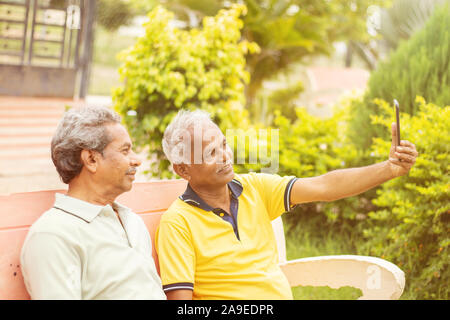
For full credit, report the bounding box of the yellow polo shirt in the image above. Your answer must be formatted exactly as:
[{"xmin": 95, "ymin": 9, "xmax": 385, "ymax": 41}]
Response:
[{"xmin": 156, "ymin": 172, "xmax": 297, "ymax": 300}]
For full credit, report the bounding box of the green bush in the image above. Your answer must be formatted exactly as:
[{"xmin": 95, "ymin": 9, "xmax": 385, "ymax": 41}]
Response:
[
  {"xmin": 248, "ymin": 94, "xmax": 449, "ymax": 299},
  {"xmin": 269, "ymin": 82, "xmax": 304, "ymax": 120},
  {"xmin": 113, "ymin": 5, "xmax": 258, "ymax": 177},
  {"xmin": 348, "ymin": 3, "xmax": 450, "ymax": 150},
  {"xmin": 233, "ymin": 95, "xmax": 378, "ymax": 234},
  {"xmin": 275, "ymin": 97, "xmax": 382, "ymax": 228},
  {"xmin": 360, "ymin": 97, "xmax": 450, "ymax": 299}
]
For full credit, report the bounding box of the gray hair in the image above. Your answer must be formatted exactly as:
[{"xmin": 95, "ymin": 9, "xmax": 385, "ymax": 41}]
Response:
[
  {"xmin": 162, "ymin": 109, "xmax": 214, "ymax": 164},
  {"xmin": 51, "ymin": 106, "xmax": 122, "ymax": 184}
]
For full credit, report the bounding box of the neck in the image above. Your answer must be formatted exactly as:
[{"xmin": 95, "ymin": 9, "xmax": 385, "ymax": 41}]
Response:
[
  {"xmin": 67, "ymin": 177, "xmax": 117, "ymax": 207},
  {"xmin": 189, "ymin": 182, "xmax": 230, "ymax": 210}
]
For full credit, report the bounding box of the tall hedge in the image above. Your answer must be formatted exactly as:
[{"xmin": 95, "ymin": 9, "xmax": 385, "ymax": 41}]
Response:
[{"xmin": 348, "ymin": 3, "xmax": 450, "ymax": 150}]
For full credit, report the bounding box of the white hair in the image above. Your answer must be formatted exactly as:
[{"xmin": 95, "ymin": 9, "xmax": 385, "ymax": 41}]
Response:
[
  {"xmin": 51, "ymin": 106, "xmax": 121, "ymax": 183},
  {"xmin": 162, "ymin": 109, "xmax": 214, "ymax": 164}
]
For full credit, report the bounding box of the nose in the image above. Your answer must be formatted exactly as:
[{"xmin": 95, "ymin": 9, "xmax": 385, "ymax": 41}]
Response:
[
  {"xmin": 222, "ymin": 144, "xmax": 232, "ymax": 164},
  {"xmin": 130, "ymin": 150, "xmax": 142, "ymax": 167}
]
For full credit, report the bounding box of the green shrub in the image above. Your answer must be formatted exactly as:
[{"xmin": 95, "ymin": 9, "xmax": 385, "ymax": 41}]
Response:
[
  {"xmin": 233, "ymin": 95, "xmax": 378, "ymax": 234},
  {"xmin": 259, "ymin": 81, "xmax": 305, "ymax": 125},
  {"xmin": 361, "ymin": 97, "xmax": 449, "ymax": 299},
  {"xmin": 113, "ymin": 4, "xmax": 258, "ymax": 177},
  {"xmin": 235, "ymin": 100, "xmax": 353, "ymax": 177},
  {"xmin": 348, "ymin": 3, "xmax": 450, "ymax": 150},
  {"xmin": 234, "ymin": 87, "xmax": 448, "ymax": 299},
  {"xmin": 276, "ymin": 96, "xmax": 383, "ymax": 227},
  {"xmin": 250, "ymin": 94, "xmax": 448, "ymax": 299}
]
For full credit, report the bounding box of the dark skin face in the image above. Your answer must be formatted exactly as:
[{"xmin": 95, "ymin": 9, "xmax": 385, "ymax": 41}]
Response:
[
  {"xmin": 173, "ymin": 122, "xmax": 234, "ymax": 209},
  {"xmin": 169, "ymin": 122, "xmax": 234, "ymax": 300},
  {"xmin": 173, "ymin": 122, "xmax": 234, "ymax": 186},
  {"xmin": 69, "ymin": 123, "xmax": 141, "ymax": 206},
  {"xmin": 94, "ymin": 123, "xmax": 141, "ymax": 196}
]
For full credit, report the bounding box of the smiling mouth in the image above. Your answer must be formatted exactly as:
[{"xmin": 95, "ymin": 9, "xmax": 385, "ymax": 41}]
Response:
[{"xmin": 126, "ymin": 169, "xmax": 137, "ymax": 177}]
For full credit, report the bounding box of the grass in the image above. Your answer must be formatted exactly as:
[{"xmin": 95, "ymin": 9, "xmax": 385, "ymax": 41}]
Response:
[
  {"xmin": 292, "ymin": 285, "xmax": 362, "ymax": 300},
  {"xmin": 283, "ymin": 214, "xmax": 363, "ymax": 300}
]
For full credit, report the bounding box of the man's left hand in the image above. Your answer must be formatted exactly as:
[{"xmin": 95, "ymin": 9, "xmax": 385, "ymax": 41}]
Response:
[{"xmin": 388, "ymin": 122, "xmax": 418, "ymax": 177}]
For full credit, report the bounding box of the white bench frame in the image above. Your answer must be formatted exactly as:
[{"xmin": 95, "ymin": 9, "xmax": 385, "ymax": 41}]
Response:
[{"xmin": 271, "ymin": 217, "xmax": 405, "ymax": 299}]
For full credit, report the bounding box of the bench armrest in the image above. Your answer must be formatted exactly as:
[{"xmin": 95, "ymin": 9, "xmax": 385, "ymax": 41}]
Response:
[{"xmin": 279, "ymin": 255, "xmax": 405, "ymax": 300}]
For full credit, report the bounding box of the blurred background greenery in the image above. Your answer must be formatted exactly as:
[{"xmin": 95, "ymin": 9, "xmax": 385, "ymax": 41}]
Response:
[{"xmin": 87, "ymin": 0, "xmax": 449, "ymax": 299}]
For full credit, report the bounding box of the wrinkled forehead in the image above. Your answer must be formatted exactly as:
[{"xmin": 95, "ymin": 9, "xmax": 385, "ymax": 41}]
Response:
[{"xmin": 104, "ymin": 123, "xmax": 132, "ymax": 146}]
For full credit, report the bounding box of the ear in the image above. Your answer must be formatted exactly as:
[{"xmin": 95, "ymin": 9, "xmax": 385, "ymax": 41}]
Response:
[
  {"xmin": 80, "ymin": 149, "xmax": 100, "ymax": 174},
  {"xmin": 173, "ymin": 163, "xmax": 191, "ymax": 181}
]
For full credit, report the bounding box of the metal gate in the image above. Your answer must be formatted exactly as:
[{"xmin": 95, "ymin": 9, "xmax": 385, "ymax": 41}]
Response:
[{"xmin": 0, "ymin": 0, "xmax": 95, "ymax": 98}]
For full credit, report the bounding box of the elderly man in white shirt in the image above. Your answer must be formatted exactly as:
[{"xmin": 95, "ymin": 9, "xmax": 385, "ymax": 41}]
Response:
[{"xmin": 20, "ymin": 106, "xmax": 166, "ymax": 300}]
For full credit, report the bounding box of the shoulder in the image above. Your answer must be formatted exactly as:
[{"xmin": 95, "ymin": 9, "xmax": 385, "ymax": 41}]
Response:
[
  {"xmin": 233, "ymin": 172, "xmax": 295, "ymax": 190},
  {"xmin": 28, "ymin": 207, "xmax": 86, "ymax": 238},
  {"xmin": 21, "ymin": 207, "xmax": 84, "ymax": 260},
  {"xmin": 232, "ymin": 172, "xmax": 260, "ymax": 188},
  {"xmin": 156, "ymin": 199, "xmax": 197, "ymax": 246},
  {"xmin": 160, "ymin": 198, "xmax": 194, "ymax": 226}
]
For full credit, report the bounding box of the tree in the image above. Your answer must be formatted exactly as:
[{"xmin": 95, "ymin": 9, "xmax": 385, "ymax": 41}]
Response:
[
  {"xmin": 346, "ymin": 0, "xmax": 447, "ymax": 69},
  {"xmin": 348, "ymin": 3, "xmax": 450, "ymax": 150},
  {"xmin": 377, "ymin": 0, "xmax": 447, "ymax": 50},
  {"xmin": 150, "ymin": 0, "xmax": 391, "ymax": 106}
]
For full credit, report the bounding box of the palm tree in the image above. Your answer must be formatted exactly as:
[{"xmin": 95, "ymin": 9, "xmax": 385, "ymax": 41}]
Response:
[{"xmin": 377, "ymin": 0, "xmax": 447, "ymax": 50}]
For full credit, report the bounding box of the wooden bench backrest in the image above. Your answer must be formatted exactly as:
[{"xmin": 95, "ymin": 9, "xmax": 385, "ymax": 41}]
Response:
[
  {"xmin": 0, "ymin": 180, "xmax": 186, "ymax": 299},
  {"xmin": 0, "ymin": 180, "xmax": 288, "ymax": 300}
]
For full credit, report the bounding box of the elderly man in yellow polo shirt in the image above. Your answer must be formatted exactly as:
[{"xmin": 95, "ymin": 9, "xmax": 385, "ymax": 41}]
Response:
[
  {"xmin": 156, "ymin": 109, "xmax": 418, "ymax": 300},
  {"xmin": 20, "ymin": 106, "xmax": 166, "ymax": 300}
]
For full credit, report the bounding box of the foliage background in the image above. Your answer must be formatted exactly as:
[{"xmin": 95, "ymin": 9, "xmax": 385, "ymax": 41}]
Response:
[
  {"xmin": 347, "ymin": 3, "xmax": 450, "ymax": 150},
  {"xmin": 113, "ymin": 5, "xmax": 256, "ymax": 177},
  {"xmin": 363, "ymin": 98, "xmax": 449, "ymax": 299},
  {"xmin": 107, "ymin": 1, "xmax": 449, "ymax": 299}
]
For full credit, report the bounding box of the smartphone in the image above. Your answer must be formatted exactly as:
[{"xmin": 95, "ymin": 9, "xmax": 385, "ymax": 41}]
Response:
[{"xmin": 393, "ymin": 99, "xmax": 401, "ymax": 146}]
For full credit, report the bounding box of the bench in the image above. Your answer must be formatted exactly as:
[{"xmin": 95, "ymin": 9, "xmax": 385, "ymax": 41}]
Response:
[{"xmin": 0, "ymin": 180, "xmax": 405, "ymax": 300}]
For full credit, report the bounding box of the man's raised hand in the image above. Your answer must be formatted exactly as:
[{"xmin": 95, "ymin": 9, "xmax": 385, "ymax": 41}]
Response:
[{"xmin": 388, "ymin": 122, "xmax": 418, "ymax": 177}]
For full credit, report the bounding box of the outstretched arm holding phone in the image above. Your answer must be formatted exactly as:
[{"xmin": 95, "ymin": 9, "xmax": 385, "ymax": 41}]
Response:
[
  {"xmin": 290, "ymin": 122, "xmax": 418, "ymax": 205},
  {"xmin": 156, "ymin": 108, "xmax": 421, "ymax": 300}
]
